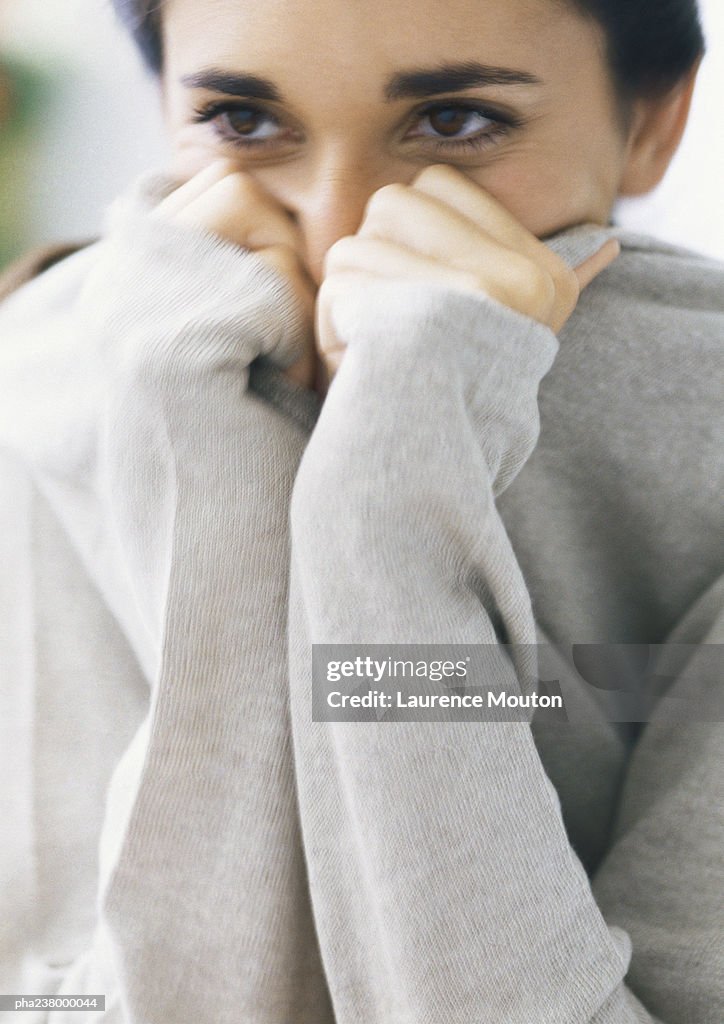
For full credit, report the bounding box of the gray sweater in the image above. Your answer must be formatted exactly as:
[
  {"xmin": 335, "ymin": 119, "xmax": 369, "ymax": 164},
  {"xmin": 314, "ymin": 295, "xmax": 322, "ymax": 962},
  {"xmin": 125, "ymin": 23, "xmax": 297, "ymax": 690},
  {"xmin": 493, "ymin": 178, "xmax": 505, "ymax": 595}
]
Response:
[{"xmin": 0, "ymin": 171, "xmax": 721, "ymax": 1024}]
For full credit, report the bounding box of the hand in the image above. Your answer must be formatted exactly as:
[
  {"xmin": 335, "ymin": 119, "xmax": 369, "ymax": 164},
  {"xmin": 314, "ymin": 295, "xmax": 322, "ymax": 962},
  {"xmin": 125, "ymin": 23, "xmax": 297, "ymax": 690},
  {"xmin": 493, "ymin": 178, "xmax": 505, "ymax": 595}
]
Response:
[
  {"xmin": 153, "ymin": 160, "xmax": 321, "ymax": 391},
  {"xmin": 316, "ymin": 164, "xmax": 620, "ymax": 386}
]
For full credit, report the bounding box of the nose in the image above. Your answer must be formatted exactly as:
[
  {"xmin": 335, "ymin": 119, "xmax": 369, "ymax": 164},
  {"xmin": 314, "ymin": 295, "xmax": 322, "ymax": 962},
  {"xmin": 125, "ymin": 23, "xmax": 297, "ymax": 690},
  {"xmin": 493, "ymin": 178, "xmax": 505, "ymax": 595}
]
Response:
[{"xmin": 277, "ymin": 161, "xmax": 405, "ymax": 286}]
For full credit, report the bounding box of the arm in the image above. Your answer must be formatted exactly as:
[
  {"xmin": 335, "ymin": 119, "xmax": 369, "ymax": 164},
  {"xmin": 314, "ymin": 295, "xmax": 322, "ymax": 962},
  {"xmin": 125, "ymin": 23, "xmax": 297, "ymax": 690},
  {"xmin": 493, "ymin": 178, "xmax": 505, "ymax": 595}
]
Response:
[
  {"xmin": 1, "ymin": 168, "xmax": 333, "ymax": 1021},
  {"xmin": 285, "ymin": 169, "xmax": 700, "ymax": 1022},
  {"xmin": 288, "ymin": 279, "xmax": 653, "ymax": 1023}
]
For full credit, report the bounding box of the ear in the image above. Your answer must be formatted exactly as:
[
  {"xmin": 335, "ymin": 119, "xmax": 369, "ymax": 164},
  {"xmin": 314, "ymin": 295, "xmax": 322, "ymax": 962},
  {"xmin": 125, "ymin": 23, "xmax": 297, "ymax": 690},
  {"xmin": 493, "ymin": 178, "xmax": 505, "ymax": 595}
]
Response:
[{"xmin": 618, "ymin": 59, "xmax": 701, "ymax": 197}]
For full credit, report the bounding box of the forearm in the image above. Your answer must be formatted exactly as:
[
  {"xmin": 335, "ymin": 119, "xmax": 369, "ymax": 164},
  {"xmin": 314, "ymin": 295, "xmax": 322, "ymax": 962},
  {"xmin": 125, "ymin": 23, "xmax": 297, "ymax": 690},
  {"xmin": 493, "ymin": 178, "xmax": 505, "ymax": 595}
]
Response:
[
  {"xmin": 1, "ymin": 176, "xmax": 332, "ymax": 1021},
  {"xmin": 89, "ymin": 204, "xmax": 331, "ymax": 1020},
  {"xmin": 287, "ymin": 280, "xmax": 659, "ymax": 1022}
]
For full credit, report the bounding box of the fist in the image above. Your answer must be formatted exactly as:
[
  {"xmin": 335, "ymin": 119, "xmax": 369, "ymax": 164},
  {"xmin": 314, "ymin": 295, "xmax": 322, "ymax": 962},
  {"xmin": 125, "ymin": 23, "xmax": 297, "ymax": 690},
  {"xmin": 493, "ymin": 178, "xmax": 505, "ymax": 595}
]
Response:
[
  {"xmin": 316, "ymin": 164, "xmax": 620, "ymax": 384},
  {"xmin": 153, "ymin": 160, "xmax": 321, "ymax": 391}
]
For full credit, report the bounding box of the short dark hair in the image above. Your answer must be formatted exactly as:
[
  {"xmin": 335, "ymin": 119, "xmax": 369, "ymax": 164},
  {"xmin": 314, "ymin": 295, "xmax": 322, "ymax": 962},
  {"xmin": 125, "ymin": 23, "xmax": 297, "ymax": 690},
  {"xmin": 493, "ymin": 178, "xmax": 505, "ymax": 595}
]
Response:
[
  {"xmin": 113, "ymin": 0, "xmax": 163, "ymax": 75},
  {"xmin": 569, "ymin": 0, "xmax": 705, "ymax": 99},
  {"xmin": 113, "ymin": 0, "xmax": 705, "ymax": 99}
]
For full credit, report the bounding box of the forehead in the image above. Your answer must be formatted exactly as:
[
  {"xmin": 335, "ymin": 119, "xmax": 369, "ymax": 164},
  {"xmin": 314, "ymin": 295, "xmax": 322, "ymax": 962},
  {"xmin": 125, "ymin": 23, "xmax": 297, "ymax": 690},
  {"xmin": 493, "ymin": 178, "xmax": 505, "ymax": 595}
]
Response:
[{"xmin": 162, "ymin": 0, "xmax": 592, "ymax": 88}]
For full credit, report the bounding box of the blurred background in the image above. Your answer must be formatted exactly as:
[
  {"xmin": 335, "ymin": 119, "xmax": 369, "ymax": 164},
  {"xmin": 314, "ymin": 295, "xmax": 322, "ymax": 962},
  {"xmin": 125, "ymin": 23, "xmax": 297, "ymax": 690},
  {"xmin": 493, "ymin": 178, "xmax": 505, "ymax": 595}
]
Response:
[{"xmin": 1, "ymin": 0, "xmax": 723, "ymax": 268}]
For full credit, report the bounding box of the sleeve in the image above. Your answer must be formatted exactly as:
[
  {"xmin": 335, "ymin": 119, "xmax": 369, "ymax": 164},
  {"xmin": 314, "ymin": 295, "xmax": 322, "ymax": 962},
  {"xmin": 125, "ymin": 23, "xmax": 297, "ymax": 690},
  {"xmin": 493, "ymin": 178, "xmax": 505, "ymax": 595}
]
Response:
[
  {"xmin": 590, "ymin": 576, "xmax": 724, "ymax": 1023},
  {"xmin": 285, "ymin": 276, "xmax": 708, "ymax": 1023},
  {"xmin": 9, "ymin": 195, "xmax": 334, "ymax": 1022}
]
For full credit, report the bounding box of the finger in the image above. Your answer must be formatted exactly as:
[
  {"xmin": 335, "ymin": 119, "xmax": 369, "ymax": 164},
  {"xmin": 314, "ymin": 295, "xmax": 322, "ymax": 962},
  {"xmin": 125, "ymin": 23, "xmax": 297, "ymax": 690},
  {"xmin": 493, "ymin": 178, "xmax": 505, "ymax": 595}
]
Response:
[
  {"xmin": 174, "ymin": 172, "xmax": 303, "ymax": 253},
  {"xmin": 412, "ymin": 164, "xmax": 573, "ymax": 280},
  {"xmin": 411, "ymin": 164, "xmax": 541, "ymax": 259},
  {"xmin": 153, "ymin": 159, "xmax": 239, "ymax": 217},
  {"xmin": 410, "ymin": 164, "xmax": 583, "ymax": 314},
  {"xmin": 357, "ymin": 182, "xmax": 569, "ymax": 323},
  {"xmin": 315, "ymin": 273, "xmax": 351, "ymax": 363},
  {"xmin": 315, "ymin": 271, "xmax": 384, "ymax": 368},
  {"xmin": 324, "ymin": 235, "xmax": 488, "ymax": 295},
  {"xmin": 314, "ymin": 274, "xmax": 343, "ymax": 373},
  {"xmin": 359, "ymin": 181, "xmax": 478, "ymax": 259},
  {"xmin": 316, "ymin": 270, "xmax": 397, "ymax": 386},
  {"xmin": 330, "ymin": 230, "xmax": 557, "ymax": 327},
  {"xmin": 359, "ymin": 183, "xmax": 528, "ymax": 277},
  {"xmin": 573, "ymin": 238, "xmax": 621, "ymax": 292},
  {"xmin": 547, "ymin": 240, "xmax": 620, "ymax": 332}
]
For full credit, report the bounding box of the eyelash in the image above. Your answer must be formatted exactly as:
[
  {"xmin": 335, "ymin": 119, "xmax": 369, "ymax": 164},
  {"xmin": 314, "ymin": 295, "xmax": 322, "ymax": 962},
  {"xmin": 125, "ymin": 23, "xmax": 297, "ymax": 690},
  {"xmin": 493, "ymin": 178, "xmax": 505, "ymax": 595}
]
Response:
[{"xmin": 191, "ymin": 99, "xmax": 523, "ymax": 154}]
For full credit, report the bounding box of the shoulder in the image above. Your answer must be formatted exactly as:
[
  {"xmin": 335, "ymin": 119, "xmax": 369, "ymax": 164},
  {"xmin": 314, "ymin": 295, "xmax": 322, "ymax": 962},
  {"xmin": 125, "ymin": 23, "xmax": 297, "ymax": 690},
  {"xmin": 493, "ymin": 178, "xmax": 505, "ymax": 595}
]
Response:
[
  {"xmin": 546, "ymin": 222, "xmax": 724, "ymax": 316},
  {"xmin": 546, "ymin": 223, "xmax": 724, "ymax": 354},
  {"xmin": 0, "ymin": 241, "xmax": 94, "ymax": 306},
  {"xmin": 543, "ymin": 225, "xmax": 721, "ymax": 470},
  {"xmin": 607, "ymin": 229, "xmax": 724, "ymax": 318}
]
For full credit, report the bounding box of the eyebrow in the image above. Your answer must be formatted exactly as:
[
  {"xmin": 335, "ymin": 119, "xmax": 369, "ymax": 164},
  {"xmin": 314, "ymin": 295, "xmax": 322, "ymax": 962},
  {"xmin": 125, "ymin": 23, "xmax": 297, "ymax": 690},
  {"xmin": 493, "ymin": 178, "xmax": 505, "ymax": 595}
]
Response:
[
  {"xmin": 181, "ymin": 60, "xmax": 542, "ymax": 105},
  {"xmin": 181, "ymin": 69, "xmax": 283, "ymax": 102},
  {"xmin": 384, "ymin": 61, "xmax": 542, "ymax": 100}
]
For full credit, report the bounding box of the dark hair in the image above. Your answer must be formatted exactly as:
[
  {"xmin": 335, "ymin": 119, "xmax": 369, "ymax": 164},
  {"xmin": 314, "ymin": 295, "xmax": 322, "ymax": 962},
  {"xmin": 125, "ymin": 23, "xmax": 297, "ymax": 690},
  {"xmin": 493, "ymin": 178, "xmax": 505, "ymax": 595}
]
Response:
[
  {"xmin": 569, "ymin": 0, "xmax": 705, "ymax": 99},
  {"xmin": 113, "ymin": 0, "xmax": 705, "ymax": 99},
  {"xmin": 113, "ymin": 0, "xmax": 163, "ymax": 75}
]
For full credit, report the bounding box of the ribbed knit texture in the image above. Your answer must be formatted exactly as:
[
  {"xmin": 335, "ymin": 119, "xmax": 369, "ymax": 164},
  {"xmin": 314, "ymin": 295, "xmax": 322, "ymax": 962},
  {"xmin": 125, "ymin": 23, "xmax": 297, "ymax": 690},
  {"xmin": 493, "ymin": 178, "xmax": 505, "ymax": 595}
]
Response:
[
  {"xmin": 0, "ymin": 171, "xmax": 722, "ymax": 1023},
  {"xmin": 0, "ymin": 176, "xmax": 334, "ymax": 1023}
]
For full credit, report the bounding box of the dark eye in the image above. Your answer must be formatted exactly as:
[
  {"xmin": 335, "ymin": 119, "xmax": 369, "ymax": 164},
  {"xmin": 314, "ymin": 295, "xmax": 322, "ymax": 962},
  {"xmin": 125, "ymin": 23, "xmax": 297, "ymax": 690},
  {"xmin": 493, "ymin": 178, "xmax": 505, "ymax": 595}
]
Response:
[
  {"xmin": 432, "ymin": 107, "xmax": 493, "ymax": 137},
  {"xmin": 219, "ymin": 105, "xmax": 278, "ymax": 138},
  {"xmin": 407, "ymin": 102, "xmax": 516, "ymax": 152},
  {"xmin": 191, "ymin": 101, "xmax": 296, "ymax": 148}
]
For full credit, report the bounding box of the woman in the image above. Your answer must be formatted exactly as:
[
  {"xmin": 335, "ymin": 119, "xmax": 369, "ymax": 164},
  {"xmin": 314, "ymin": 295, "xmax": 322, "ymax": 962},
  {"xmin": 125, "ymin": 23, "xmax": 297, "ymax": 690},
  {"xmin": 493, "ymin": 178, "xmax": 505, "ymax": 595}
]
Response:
[{"xmin": 0, "ymin": 0, "xmax": 721, "ymax": 1021}]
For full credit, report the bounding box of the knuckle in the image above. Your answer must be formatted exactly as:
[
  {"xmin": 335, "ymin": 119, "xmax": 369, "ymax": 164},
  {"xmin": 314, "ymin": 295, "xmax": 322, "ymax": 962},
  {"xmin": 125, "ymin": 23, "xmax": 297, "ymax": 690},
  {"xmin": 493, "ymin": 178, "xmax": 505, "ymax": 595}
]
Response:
[
  {"xmin": 412, "ymin": 163, "xmax": 452, "ymax": 189},
  {"xmin": 323, "ymin": 235, "xmax": 356, "ymax": 274},
  {"xmin": 510, "ymin": 258, "xmax": 555, "ymax": 315},
  {"xmin": 222, "ymin": 170, "xmax": 260, "ymax": 202},
  {"xmin": 550, "ymin": 256, "xmax": 580, "ymax": 304},
  {"xmin": 461, "ymin": 269, "xmax": 487, "ymax": 294},
  {"xmin": 411, "ymin": 166, "xmax": 433, "ymax": 190},
  {"xmin": 208, "ymin": 171, "xmax": 271, "ymax": 219},
  {"xmin": 207, "ymin": 157, "xmax": 240, "ymax": 180},
  {"xmin": 374, "ymin": 182, "xmax": 408, "ymax": 204},
  {"xmin": 364, "ymin": 182, "xmax": 408, "ymax": 221}
]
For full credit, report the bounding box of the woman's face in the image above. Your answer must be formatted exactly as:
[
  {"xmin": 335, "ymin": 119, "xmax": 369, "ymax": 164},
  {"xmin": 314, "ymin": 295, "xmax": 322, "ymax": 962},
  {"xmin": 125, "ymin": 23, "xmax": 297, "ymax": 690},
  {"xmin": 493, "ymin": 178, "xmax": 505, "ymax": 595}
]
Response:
[{"xmin": 162, "ymin": 0, "xmax": 634, "ymax": 282}]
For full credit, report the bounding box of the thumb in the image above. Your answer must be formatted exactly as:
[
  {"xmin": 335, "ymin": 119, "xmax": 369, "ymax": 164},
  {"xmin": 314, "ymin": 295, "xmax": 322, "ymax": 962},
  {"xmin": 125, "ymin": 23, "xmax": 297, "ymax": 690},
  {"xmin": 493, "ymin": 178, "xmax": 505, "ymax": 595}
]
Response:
[{"xmin": 574, "ymin": 238, "xmax": 621, "ymax": 292}]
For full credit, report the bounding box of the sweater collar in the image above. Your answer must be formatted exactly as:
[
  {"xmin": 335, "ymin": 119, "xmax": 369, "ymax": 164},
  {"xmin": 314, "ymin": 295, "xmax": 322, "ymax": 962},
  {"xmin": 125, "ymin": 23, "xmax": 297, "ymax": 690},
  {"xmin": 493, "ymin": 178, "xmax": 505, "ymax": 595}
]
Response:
[{"xmin": 542, "ymin": 222, "xmax": 620, "ymax": 269}]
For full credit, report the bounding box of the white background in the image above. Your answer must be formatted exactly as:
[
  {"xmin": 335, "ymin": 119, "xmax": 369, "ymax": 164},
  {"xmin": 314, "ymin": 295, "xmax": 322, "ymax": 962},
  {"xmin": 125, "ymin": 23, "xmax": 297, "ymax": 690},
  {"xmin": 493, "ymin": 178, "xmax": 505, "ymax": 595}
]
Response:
[{"xmin": 3, "ymin": 0, "xmax": 723, "ymax": 261}]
